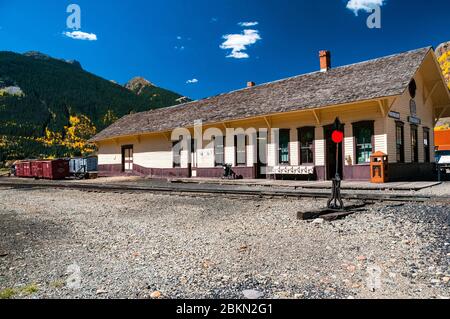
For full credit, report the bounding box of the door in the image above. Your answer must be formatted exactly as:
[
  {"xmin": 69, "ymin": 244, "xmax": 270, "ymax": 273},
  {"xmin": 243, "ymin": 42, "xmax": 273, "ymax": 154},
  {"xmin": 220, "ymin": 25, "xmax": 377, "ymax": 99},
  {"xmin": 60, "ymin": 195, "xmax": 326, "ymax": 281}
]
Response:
[
  {"xmin": 256, "ymin": 130, "xmax": 268, "ymax": 178},
  {"xmin": 121, "ymin": 145, "xmax": 134, "ymax": 172},
  {"xmin": 324, "ymin": 125, "xmax": 343, "ymax": 180}
]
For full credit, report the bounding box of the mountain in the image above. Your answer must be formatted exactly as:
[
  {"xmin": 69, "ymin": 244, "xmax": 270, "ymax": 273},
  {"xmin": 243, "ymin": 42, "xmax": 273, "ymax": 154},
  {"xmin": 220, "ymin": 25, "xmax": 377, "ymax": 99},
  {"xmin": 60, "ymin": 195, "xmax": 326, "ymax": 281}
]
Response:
[
  {"xmin": 0, "ymin": 51, "xmax": 188, "ymax": 162},
  {"xmin": 125, "ymin": 77, "xmax": 190, "ymax": 108}
]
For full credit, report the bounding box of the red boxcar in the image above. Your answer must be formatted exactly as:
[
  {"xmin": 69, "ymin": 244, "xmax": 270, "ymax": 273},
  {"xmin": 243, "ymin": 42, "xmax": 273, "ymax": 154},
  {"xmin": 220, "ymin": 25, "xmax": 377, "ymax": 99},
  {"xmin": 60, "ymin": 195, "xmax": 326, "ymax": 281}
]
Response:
[
  {"xmin": 15, "ymin": 162, "xmax": 25, "ymax": 177},
  {"xmin": 31, "ymin": 161, "xmax": 44, "ymax": 179},
  {"xmin": 22, "ymin": 161, "xmax": 32, "ymax": 177},
  {"xmin": 41, "ymin": 159, "xmax": 69, "ymax": 180}
]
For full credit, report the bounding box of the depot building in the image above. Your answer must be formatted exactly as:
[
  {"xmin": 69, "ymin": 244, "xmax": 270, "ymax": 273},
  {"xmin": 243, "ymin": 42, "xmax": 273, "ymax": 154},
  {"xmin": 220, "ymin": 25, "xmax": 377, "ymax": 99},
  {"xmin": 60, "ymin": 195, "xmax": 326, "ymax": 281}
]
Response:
[{"xmin": 90, "ymin": 46, "xmax": 450, "ymax": 181}]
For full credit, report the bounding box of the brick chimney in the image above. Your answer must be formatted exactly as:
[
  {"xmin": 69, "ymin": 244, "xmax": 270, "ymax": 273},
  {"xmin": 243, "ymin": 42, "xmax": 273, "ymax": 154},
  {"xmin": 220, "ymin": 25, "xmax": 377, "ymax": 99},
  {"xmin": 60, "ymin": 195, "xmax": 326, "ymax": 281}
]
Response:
[
  {"xmin": 319, "ymin": 50, "xmax": 331, "ymax": 72},
  {"xmin": 247, "ymin": 81, "xmax": 256, "ymax": 88}
]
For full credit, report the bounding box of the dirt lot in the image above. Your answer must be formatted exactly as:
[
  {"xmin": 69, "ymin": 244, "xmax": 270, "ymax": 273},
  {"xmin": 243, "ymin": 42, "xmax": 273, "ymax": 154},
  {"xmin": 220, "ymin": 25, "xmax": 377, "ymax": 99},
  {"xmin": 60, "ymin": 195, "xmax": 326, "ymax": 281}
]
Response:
[{"xmin": 0, "ymin": 186, "xmax": 448, "ymax": 299}]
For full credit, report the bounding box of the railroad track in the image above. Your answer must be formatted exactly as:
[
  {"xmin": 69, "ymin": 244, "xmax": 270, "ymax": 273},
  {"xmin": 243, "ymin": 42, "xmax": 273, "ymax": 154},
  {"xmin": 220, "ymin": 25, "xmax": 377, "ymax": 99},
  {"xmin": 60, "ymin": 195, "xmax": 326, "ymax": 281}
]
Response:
[{"xmin": 0, "ymin": 179, "xmax": 443, "ymax": 203}]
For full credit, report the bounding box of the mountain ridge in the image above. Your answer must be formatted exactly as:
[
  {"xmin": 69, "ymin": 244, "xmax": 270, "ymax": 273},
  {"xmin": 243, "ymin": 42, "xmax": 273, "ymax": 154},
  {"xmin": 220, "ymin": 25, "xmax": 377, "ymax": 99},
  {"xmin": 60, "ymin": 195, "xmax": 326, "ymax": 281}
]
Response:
[{"xmin": 0, "ymin": 50, "xmax": 188, "ymax": 162}]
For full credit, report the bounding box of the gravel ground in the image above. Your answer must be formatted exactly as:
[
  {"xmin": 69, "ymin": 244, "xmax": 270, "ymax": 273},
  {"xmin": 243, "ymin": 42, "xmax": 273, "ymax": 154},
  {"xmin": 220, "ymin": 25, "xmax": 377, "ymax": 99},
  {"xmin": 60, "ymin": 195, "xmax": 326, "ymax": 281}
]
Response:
[{"xmin": 0, "ymin": 186, "xmax": 448, "ymax": 299}]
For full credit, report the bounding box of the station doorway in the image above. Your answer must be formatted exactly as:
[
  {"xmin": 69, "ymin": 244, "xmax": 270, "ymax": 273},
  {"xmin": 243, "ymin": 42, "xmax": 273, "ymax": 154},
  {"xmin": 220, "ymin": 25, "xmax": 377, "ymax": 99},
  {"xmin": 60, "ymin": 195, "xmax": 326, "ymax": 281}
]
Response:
[{"xmin": 121, "ymin": 145, "xmax": 134, "ymax": 172}]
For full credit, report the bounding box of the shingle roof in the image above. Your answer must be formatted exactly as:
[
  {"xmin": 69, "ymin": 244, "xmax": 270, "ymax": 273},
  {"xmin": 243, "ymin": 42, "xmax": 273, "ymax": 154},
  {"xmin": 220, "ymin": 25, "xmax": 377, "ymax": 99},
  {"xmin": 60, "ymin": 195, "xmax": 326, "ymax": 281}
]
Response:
[{"xmin": 90, "ymin": 47, "xmax": 431, "ymax": 142}]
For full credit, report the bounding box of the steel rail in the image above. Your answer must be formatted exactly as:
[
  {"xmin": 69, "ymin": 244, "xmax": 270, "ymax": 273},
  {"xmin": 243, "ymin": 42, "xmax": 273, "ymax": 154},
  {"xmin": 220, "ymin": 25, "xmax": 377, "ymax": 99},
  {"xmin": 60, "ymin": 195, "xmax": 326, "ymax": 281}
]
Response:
[{"xmin": 0, "ymin": 180, "xmax": 441, "ymax": 203}]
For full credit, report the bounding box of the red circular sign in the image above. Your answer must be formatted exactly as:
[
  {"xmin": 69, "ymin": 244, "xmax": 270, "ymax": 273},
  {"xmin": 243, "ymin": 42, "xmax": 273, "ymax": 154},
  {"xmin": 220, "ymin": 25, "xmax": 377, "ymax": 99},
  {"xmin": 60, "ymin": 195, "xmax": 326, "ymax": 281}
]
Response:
[{"xmin": 332, "ymin": 130, "xmax": 344, "ymax": 144}]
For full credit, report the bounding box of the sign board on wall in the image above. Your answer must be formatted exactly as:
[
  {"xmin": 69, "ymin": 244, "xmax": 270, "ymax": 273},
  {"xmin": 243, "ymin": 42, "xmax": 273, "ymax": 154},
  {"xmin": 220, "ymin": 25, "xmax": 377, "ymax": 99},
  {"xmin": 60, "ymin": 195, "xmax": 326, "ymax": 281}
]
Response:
[
  {"xmin": 388, "ymin": 111, "xmax": 401, "ymax": 120},
  {"xmin": 408, "ymin": 116, "xmax": 422, "ymax": 125}
]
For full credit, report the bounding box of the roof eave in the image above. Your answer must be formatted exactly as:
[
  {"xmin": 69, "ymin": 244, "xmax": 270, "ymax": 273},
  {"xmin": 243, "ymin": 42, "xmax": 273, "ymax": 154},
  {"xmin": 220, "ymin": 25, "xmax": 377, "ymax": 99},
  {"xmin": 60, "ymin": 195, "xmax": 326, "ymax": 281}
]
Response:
[{"xmin": 89, "ymin": 94, "xmax": 402, "ymax": 143}]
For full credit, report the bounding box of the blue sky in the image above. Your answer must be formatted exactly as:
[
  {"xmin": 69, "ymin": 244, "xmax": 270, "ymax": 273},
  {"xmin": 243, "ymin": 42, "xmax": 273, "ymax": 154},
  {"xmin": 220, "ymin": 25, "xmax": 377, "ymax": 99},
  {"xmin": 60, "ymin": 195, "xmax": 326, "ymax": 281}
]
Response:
[{"xmin": 0, "ymin": 0, "xmax": 448, "ymax": 100}]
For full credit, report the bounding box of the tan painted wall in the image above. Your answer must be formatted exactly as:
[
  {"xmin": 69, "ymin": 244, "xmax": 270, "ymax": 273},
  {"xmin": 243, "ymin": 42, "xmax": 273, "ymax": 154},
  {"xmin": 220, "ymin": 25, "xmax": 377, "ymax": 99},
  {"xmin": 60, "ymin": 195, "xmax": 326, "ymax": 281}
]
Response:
[
  {"xmin": 97, "ymin": 140, "xmax": 122, "ymax": 165},
  {"xmin": 97, "ymin": 135, "xmax": 174, "ymax": 169},
  {"xmin": 386, "ymin": 72, "xmax": 435, "ymax": 163},
  {"xmin": 315, "ymin": 127, "xmax": 325, "ymax": 166},
  {"xmin": 97, "ymin": 105, "xmax": 387, "ymax": 170}
]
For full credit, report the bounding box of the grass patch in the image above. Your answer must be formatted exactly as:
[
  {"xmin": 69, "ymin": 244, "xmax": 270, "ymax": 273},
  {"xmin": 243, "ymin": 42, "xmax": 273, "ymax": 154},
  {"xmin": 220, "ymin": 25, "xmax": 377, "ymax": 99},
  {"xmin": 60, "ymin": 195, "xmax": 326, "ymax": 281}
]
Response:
[
  {"xmin": 0, "ymin": 288, "xmax": 17, "ymax": 299},
  {"xmin": 0, "ymin": 283, "xmax": 39, "ymax": 299},
  {"xmin": 21, "ymin": 283, "xmax": 38, "ymax": 296}
]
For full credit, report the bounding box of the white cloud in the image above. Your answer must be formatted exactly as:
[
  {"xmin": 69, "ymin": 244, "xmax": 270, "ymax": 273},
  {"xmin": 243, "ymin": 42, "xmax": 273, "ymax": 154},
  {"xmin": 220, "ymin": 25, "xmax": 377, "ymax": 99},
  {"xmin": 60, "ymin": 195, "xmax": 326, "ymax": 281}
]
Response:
[
  {"xmin": 346, "ymin": 0, "xmax": 386, "ymax": 15},
  {"xmin": 63, "ymin": 31, "xmax": 97, "ymax": 41},
  {"xmin": 186, "ymin": 78, "xmax": 199, "ymax": 84},
  {"xmin": 177, "ymin": 36, "xmax": 182, "ymax": 40},
  {"xmin": 238, "ymin": 21, "xmax": 259, "ymax": 27},
  {"xmin": 175, "ymin": 45, "xmax": 185, "ymax": 50},
  {"xmin": 220, "ymin": 29, "xmax": 261, "ymax": 59}
]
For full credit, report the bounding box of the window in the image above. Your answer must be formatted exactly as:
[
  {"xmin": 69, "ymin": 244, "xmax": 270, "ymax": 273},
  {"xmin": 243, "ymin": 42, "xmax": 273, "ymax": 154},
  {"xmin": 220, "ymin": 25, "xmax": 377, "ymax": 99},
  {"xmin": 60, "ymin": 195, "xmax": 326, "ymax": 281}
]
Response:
[
  {"xmin": 353, "ymin": 121, "xmax": 374, "ymax": 164},
  {"xmin": 409, "ymin": 79, "xmax": 417, "ymax": 98},
  {"xmin": 235, "ymin": 135, "xmax": 247, "ymax": 166},
  {"xmin": 190, "ymin": 138, "xmax": 196, "ymax": 154},
  {"xmin": 411, "ymin": 125, "xmax": 418, "ymax": 163},
  {"xmin": 423, "ymin": 128, "xmax": 430, "ymax": 163},
  {"xmin": 213, "ymin": 135, "xmax": 224, "ymax": 167},
  {"xmin": 173, "ymin": 136, "xmax": 182, "ymax": 168},
  {"xmin": 298, "ymin": 127, "xmax": 315, "ymax": 164},
  {"xmin": 278, "ymin": 129, "xmax": 290, "ymax": 165},
  {"xmin": 395, "ymin": 122, "xmax": 405, "ymax": 163}
]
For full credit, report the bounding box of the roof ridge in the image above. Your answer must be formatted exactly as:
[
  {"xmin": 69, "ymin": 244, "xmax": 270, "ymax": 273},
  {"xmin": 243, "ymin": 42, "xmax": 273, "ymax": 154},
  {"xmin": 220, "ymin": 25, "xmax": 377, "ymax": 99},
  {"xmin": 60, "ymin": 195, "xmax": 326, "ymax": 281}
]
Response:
[
  {"xmin": 222, "ymin": 47, "xmax": 432, "ymax": 95},
  {"xmin": 157, "ymin": 46, "xmax": 432, "ymax": 110}
]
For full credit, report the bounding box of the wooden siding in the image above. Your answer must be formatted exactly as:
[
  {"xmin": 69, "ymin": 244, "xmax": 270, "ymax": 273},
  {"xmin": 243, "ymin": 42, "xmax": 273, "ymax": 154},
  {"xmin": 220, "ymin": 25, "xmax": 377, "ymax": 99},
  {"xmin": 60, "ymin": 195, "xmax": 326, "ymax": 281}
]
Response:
[{"xmin": 386, "ymin": 72, "xmax": 435, "ymax": 163}]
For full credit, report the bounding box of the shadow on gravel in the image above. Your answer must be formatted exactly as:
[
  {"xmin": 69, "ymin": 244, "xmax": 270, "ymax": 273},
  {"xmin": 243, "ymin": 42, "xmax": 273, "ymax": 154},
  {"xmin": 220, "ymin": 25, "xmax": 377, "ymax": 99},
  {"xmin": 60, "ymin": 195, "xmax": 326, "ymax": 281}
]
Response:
[
  {"xmin": 0, "ymin": 210, "xmax": 70, "ymax": 256},
  {"xmin": 207, "ymin": 279, "xmax": 352, "ymax": 299}
]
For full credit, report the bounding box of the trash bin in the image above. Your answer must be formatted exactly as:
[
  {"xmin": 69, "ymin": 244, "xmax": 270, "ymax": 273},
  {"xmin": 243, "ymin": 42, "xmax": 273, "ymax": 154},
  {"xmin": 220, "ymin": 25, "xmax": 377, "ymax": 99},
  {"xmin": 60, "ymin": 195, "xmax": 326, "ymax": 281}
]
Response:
[{"xmin": 370, "ymin": 151, "xmax": 389, "ymax": 183}]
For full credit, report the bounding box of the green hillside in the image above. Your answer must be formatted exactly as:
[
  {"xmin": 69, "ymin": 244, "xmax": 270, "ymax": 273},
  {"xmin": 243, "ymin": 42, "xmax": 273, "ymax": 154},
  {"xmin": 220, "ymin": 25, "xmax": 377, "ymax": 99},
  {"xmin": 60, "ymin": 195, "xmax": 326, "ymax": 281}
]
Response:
[{"xmin": 0, "ymin": 51, "xmax": 187, "ymax": 162}]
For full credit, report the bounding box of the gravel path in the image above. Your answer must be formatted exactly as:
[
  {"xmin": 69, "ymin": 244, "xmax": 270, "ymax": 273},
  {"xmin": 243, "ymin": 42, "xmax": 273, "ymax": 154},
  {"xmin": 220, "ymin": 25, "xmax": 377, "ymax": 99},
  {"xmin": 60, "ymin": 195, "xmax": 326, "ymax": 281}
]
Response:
[{"xmin": 0, "ymin": 187, "xmax": 448, "ymax": 299}]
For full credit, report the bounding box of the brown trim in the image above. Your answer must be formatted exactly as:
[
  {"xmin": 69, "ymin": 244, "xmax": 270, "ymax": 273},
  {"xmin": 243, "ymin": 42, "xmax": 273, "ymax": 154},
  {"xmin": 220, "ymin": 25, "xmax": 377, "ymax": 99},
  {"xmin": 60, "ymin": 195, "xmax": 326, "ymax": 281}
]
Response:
[
  {"xmin": 133, "ymin": 164, "xmax": 190, "ymax": 178},
  {"xmin": 99, "ymin": 162, "xmax": 436, "ymax": 182},
  {"xmin": 98, "ymin": 163, "xmax": 256, "ymax": 179},
  {"xmin": 99, "ymin": 164, "xmax": 126, "ymax": 176},
  {"xmin": 196, "ymin": 166, "xmax": 256, "ymax": 179},
  {"xmin": 343, "ymin": 165, "xmax": 370, "ymax": 181},
  {"xmin": 315, "ymin": 166, "xmax": 326, "ymax": 181}
]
